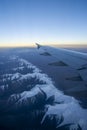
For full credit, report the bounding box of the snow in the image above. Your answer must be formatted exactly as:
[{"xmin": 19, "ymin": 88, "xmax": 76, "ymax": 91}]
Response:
[
  {"xmin": 9, "ymin": 55, "xmax": 19, "ymax": 60},
  {"xmin": 11, "ymin": 73, "xmax": 21, "ymax": 80},
  {"xmin": 15, "ymin": 87, "xmax": 40, "ymax": 104},
  {"xmin": 0, "ymin": 84, "xmax": 8, "ymax": 90},
  {"xmin": 42, "ymin": 98, "xmax": 87, "ymax": 130},
  {"xmin": 0, "ymin": 85, "xmax": 6, "ymax": 90},
  {"xmin": 12, "ymin": 66, "xmax": 24, "ymax": 71},
  {"xmin": 19, "ymin": 58, "xmax": 40, "ymax": 73}
]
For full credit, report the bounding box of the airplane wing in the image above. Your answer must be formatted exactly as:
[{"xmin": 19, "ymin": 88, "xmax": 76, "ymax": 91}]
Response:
[
  {"xmin": 36, "ymin": 43, "xmax": 87, "ymax": 83},
  {"xmin": 37, "ymin": 45, "xmax": 87, "ymax": 69}
]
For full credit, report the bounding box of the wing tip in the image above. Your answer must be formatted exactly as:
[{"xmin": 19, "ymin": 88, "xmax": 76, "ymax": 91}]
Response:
[{"xmin": 35, "ymin": 43, "xmax": 41, "ymax": 49}]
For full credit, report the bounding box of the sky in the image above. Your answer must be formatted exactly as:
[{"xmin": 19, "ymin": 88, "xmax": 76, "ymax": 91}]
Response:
[{"xmin": 0, "ymin": 0, "xmax": 87, "ymax": 47}]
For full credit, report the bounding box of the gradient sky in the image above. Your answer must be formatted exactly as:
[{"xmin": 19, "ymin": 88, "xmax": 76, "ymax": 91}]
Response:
[{"xmin": 0, "ymin": 0, "xmax": 87, "ymax": 47}]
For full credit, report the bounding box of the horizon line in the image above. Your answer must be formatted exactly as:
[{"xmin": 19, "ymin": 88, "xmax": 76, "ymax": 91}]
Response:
[{"xmin": 0, "ymin": 43, "xmax": 87, "ymax": 48}]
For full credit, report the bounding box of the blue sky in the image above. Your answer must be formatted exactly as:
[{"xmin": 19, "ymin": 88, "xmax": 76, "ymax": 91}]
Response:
[{"xmin": 0, "ymin": 0, "xmax": 87, "ymax": 46}]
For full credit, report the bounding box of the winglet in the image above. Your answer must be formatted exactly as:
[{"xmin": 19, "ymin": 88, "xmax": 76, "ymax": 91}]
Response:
[{"xmin": 35, "ymin": 43, "xmax": 41, "ymax": 49}]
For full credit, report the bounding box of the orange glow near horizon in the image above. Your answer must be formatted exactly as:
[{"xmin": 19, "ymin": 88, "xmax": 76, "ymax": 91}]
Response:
[
  {"xmin": 0, "ymin": 41, "xmax": 87, "ymax": 48},
  {"xmin": 0, "ymin": 42, "xmax": 34, "ymax": 47}
]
